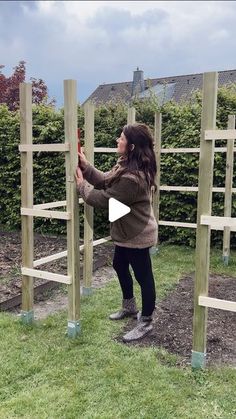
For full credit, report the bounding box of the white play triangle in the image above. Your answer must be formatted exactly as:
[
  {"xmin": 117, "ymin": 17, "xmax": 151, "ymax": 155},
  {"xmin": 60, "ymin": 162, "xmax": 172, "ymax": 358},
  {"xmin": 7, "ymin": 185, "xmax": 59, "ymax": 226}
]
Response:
[{"xmin": 109, "ymin": 198, "xmax": 130, "ymax": 222}]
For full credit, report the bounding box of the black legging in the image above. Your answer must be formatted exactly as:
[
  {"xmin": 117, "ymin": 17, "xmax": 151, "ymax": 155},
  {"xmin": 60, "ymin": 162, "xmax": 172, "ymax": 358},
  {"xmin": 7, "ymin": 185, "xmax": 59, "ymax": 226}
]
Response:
[{"xmin": 112, "ymin": 245, "xmax": 156, "ymax": 317}]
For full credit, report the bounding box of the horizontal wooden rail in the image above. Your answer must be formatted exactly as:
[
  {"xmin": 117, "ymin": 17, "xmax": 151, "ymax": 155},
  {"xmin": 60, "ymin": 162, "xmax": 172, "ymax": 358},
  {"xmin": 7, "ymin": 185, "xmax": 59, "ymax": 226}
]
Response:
[
  {"xmin": 33, "ymin": 235, "xmax": 112, "ymax": 267},
  {"xmin": 199, "ymin": 296, "xmax": 236, "ymax": 312},
  {"xmin": 160, "ymin": 147, "xmax": 200, "ymax": 153},
  {"xmin": 160, "ymin": 147, "xmax": 236, "ymax": 153},
  {"xmin": 205, "ymin": 129, "xmax": 236, "ymax": 141},
  {"xmin": 33, "ymin": 201, "xmax": 67, "ymax": 209},
  {"xmin": 92, "ymin": 235, "xmax": 112, "ymax": 245},
  {"xmin": 19, "ymin": 144, "xmax": 70, "ymax": 152},
  {"xmin": 94, "ymin": 147, "xmax": 117, "ymax": 153},
  {"xmin": 92, "ymin": 146, "xmax": 236, "ymax": 154},
  {"xmin": 213, "ymin": 187, "xmax": 236, "ymax": 193},
  {"xmin": 214, "ymin": 147, "xmax": 236, "ymax": 153},
  {"xmin": 159, "ymin": 220, "xmax": 197, "ymax": 228},
  {"xmin": 33, "ymin": 199, "xmax": 84, "ymax": 209},
  {"xmin": 33, "ymin": 251, "xmax": 68, "ymax": 267},
  {"xmin": 21, "ymin": 267, "xmax": 72, "ymax": 284},
  {"xmin": 160, "ymin": 186, "xmax": 198, "ymax": 192},
  {"xmin": 201, "ymin": 215, "xmax": 236, "ymax": 231},
  {"xmin": 159, "ymin": 218, "xmax": 236, "ymax": 230},
  {"xmin": 79, "ymin": 235, "xmax": 112, "ymax": 251},
  {"xmin": 160, "ymin": 186, "xmax": 236, "ymax": 193},
  {"xmin": 21, "ymin": 207, "xmax": 71, "ymax": 220}
]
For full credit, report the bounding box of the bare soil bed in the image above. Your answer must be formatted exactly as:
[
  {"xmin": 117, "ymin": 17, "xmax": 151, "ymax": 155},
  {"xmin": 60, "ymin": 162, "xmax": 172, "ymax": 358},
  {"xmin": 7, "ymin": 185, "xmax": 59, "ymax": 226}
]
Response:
[
  {"xmin": 116, "ymin": 272, "xmax": 236, "ymax": 367},
  {"xmin": 0, "ymin": 228, "xmax": 114, "ymax": 310}
]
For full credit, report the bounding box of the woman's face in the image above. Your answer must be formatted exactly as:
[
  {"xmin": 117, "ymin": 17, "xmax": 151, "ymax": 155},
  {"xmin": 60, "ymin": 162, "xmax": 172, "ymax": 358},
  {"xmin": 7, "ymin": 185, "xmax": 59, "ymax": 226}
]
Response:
[{"xmin": 116, "ymin": 131, "xmax": 128, "ymax": 155}]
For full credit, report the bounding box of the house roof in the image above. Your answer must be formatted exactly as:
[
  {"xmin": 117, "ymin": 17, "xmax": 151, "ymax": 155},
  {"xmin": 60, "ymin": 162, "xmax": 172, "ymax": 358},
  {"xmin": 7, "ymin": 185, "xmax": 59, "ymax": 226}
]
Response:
[{"xmin": 82, "ymin": 69, "xmax": 236, "ymax": 107}]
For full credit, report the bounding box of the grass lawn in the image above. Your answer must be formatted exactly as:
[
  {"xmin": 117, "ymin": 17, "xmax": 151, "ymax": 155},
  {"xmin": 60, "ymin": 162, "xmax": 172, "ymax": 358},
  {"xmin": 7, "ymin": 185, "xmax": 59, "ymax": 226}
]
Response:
[{"xmin": 0, "ymin": 244, "xmax": 235, "ymax": 419}]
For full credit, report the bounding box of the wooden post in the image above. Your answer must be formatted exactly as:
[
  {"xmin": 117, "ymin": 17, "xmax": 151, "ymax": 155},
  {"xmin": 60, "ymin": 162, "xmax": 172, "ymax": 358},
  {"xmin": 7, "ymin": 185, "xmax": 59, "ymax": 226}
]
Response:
[
  {"xmin": 64, "ymin": 80, "xmax": 81, "ymax": 338},
  {"xmin": 222, "ymin": 115, "xmax": 235, "ymax": 265},
  {"xmin": 127, "ymin": 107, "xmax": 136, "ymax": 124},
  {"xmin": 191, "ymin": 72, "xmax": 218, "ymax": 368},
  {"xmin": 20, "ymin": 83, "xmax": 34, "ymax": 324},
  {"xmin": 82, "ymin": 101, "xmax": 95, "ymax": 296},
  {"xmin": 153, "ymin": 112, "xmax": 162, "ymax": 246}
]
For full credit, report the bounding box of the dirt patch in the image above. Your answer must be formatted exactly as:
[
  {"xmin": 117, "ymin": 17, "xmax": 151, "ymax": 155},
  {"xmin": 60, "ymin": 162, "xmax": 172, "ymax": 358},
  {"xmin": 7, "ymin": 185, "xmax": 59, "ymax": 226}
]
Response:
[
  {"xmin": 116, "ymin": 273, "xmax": 236, "ymax": 367},
  {"xmin": 10, "ymin": 264, "xmax": 116, "ymax": 320},
  {"xmin": 0, "ymin": 228, "xmax": 115, "ymax": 307}
]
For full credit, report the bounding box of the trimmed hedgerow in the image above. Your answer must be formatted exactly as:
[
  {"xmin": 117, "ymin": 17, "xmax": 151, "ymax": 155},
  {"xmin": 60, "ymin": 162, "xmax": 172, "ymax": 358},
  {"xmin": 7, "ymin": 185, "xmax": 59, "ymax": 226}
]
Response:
[{"xmin": 0, "ymin": 84, "xmax": 235, "ymax": 247}]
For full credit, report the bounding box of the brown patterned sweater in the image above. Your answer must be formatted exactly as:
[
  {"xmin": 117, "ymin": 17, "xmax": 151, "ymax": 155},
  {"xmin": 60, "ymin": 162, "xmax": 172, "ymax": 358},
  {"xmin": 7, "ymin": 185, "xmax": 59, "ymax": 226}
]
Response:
[{"xmin": 77, "ymin": 159, "xmax": 157, "ymax": 249}]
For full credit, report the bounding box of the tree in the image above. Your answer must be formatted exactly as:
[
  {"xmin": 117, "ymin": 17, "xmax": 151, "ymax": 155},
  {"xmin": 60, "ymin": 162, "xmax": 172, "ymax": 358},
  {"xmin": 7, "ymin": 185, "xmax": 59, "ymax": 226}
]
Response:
[{"xmin": 0, "ymin": 61, "xmax": 55, "ymax": 110}]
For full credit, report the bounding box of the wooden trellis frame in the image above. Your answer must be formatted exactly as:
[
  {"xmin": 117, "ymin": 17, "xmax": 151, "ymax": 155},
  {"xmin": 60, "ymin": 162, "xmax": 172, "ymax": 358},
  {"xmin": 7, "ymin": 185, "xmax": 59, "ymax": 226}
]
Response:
[
  {"xmin": 19, "ymin": 80, "xmax": 82, "ymax": 337},
  {"xmin": 19, "ymin": 78, "xmax": 235, "ymax": 345},
  {"xmin": 191, "ymin": 72, "xmax": 236, "ymax": 369},
  {"xmin": 154, "ymin": 115, "xmax": 235, "ymax": 262},
  {"xmin": 19, "ymin": 92, "xmax": 140, "ymax": 335},
  {"xmin": 19, "ymin": 84, "xmax": 112, "ymax": 336}
]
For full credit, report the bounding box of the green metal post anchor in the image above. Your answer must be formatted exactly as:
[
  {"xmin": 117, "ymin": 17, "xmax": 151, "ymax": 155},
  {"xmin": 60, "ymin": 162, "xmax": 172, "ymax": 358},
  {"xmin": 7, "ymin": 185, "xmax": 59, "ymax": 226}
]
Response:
[
  {"xmin": 67, "ymin": 320, "xmax": 81, "ymax": 338},
  {"xmin": 149, "ymin": 246, "xmax": 159, "ymax": 256},
  {"xmin": 222, "ymin": 255, "xmax": 229, "ymax": 266},
  {"xmin": 21, "ymin": 310, "xmax": 34, "ymax": 325},
  {"xmin": 82, "ymin": 286, "xmax": 93, "ymax": 296},
  {"xmin": 191, "ymin": 350, "xmax": 206, "ymax": 369}
]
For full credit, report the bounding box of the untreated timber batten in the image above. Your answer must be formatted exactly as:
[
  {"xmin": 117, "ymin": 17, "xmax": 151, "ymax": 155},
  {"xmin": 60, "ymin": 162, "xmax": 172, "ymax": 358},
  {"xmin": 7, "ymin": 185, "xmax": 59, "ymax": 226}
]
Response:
[{"xmin": 21, "ymin": 267, "xmax": 72, "ymax": 285}]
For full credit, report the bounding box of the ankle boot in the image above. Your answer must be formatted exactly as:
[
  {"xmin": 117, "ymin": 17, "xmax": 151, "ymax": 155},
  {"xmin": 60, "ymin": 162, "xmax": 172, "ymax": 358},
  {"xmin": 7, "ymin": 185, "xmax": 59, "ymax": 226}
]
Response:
[
  {"xmin": 109, "ymin": 297, "xmax": 139, "ymax": 320},
  {"xmin": 122, "ymin": 310, "xmax": 153, "ymax": 342}
]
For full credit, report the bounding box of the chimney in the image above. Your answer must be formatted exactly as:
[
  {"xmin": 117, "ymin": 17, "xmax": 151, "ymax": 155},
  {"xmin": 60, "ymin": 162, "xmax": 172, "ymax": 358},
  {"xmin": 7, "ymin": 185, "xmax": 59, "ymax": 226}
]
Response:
[{"xmin": 132, "ymin": 67, "xmax": 145, "ymax": 96}]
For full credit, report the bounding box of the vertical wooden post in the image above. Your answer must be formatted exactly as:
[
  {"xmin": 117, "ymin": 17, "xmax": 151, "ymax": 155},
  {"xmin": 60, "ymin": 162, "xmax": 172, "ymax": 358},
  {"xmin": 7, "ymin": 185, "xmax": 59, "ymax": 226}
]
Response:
[
  {"xmin": 222, "ymin": 115, "xmax": 235, "ymax": 265},
  {"xmin": 64, "ymin": 80, "xmax": 81, "ymax": 338},
  {"xmin": 82, "ymin": 101, "xmax": 94, "ymax": 296},
  {"xmin": 153, "ymin": 112, "xmax": 162, "ymax": 246},
  {"xmin": 191, "ymin": 72, "xmax": 218, "ymax": 368},
  {"xmin": 20, "ymin": 83, "xmax": 34, "ymax": 324},
  {"xmin": 127, "ymin": 107, "xmax": 136, "ymax": 124}
]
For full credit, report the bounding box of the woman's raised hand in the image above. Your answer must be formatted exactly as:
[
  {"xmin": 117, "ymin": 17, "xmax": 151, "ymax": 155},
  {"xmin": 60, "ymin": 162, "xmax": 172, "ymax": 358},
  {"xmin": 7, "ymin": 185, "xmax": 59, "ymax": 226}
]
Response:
[{"xmin": 78, "ymin": 147, "xmax": 88, "ymax": 170}]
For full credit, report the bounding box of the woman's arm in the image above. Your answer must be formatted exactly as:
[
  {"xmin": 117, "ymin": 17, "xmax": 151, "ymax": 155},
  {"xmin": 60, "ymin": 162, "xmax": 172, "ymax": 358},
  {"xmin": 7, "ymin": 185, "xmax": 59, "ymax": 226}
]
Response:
[
  {"xmin": 77, "ymin": 175, "xmax": 140, "ymax": 209},
  {"xmin": 81, "ymin": 161, "xmax": 114, "ymax": 189}
]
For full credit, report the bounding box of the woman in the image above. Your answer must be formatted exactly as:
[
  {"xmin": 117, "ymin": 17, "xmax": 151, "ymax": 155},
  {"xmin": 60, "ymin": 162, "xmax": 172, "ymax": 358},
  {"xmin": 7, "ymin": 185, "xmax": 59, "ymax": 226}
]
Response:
[{"xmin": 75, "ymin": 123, "xmax": 158, "ymax": 342}]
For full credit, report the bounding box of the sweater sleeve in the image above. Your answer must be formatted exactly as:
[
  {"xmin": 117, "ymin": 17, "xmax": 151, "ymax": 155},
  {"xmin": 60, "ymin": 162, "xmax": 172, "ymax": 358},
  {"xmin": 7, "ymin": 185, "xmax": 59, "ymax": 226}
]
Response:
[
  {"xmin": 81, "ymin": 161, "xmax": 114, "ymax": 190},
  {"xmin": 77, "ymin": 176, "xmax": 140, "ymax": 209}
]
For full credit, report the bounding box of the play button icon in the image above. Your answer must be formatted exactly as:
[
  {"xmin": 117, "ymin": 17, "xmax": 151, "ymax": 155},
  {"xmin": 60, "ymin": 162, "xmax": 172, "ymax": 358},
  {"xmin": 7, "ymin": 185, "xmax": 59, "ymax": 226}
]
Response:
[{"xmin": 109, "ymin": 198, "xmax": 130, "ymax": 222}]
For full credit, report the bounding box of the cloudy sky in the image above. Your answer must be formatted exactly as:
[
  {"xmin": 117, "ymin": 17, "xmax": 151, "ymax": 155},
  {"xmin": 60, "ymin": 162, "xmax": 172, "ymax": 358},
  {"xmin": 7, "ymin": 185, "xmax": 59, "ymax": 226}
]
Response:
[{"xmin": 0, "ymin": 1, "xmax": 235, "ymax": 107}]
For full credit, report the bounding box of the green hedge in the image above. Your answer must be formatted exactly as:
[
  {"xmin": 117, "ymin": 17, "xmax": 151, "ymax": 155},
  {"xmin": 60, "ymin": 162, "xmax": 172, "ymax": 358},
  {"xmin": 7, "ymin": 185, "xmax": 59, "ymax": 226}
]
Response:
[{"xmin": 0, "ymin": 85, "xmax": 236, "ymax": 248}]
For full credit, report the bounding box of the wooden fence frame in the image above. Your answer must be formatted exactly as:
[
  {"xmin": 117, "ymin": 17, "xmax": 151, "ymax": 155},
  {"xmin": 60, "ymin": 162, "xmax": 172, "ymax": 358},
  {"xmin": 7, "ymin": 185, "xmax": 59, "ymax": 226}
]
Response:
[
  {"xmin": 19, "ymin": 81, "xmax": 82, "ymax": 337},
  {"xmin": 191, "ymin": 72, "xmax": 236, "ymax": 369},
  {"xmin": 19, "ymin": 79, "xmax": 235, "ymax": 343},
  {"xmin": 19, "ymin": 88, "xmax": 141, "ymax": 337},
  {"xmin": 155, "ymin": 115, "xmax": 235, "ymax": 264}
]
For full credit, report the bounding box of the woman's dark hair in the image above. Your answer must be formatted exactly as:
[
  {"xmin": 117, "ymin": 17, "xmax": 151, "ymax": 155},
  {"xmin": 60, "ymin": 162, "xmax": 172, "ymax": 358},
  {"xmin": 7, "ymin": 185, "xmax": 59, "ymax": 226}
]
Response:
[{"xmin": 106, "ymin": 123, "xmax": 157, "ymax": 193}]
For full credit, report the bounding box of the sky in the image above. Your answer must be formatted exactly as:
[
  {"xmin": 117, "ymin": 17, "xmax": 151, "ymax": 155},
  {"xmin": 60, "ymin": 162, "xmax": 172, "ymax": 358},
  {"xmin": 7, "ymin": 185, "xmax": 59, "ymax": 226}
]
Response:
[{"xmin": 0, "ymin": 0, "xmax": 236, "ymax": 107}]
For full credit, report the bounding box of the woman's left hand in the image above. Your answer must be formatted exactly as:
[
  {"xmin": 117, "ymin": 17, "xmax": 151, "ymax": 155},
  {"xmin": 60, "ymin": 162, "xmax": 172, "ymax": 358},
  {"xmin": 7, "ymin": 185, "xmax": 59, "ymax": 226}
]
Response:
[{"xmin": 75, "ymin": 166, "xmax": 84, "ymax": 188}]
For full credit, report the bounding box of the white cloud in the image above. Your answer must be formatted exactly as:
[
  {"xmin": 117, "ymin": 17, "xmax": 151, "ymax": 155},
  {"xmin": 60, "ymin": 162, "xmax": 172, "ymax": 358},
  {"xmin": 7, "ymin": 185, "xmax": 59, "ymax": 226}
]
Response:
[
  {"xmin": 0, "ymin": 0, "xmax": 235, "ymax": 105},
  {"xmin": 209, "ymin": 29, "xmax": 229, "ymax": 42}
]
